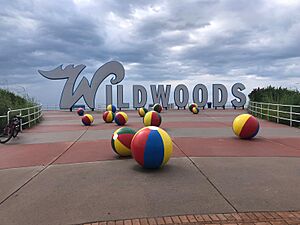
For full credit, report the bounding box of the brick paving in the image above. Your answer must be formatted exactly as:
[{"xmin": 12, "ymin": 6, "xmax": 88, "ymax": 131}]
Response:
[{"xmin": 82, "ymin": 211, "xmax": 300, "ymax": 225}]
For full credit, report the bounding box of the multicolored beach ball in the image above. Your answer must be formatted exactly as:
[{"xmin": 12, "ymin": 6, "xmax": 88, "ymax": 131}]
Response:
[
  {"xmin": 143, "ymin": 111, "xmax": 161, "ymax": 127},
  {"xmin": 232, "ymin": 114, "xmax": 260, "ymax": 139},
  {"xmin": 82, "ymin": 114, "xmax": 94, "ymax": 126},
  {"xmin": 103, "ymin": 111, "xmax": 115, "ymax": 123},
  {"xmin": 115, "ymin": 112, "xmax": 128, "ymax": 126},
  {"xmin": 106, "ymin": 104, "xmax": 117, "ymax": 113},
  {"xmin": 192, "ymin": 107, "xmax": 199, "ymax": 114},
  {"xmin": 77, "ymin": 108, "xmax": 85, "ymax": 116},
  {"xmin": 153, "ymin": 103, "xmax": 162, "ymax": 113},
  {"xmin": 138, "ymin": 107, "xmax": 148, "ymax": 117},
  {"xmin": 111, "ymin": 127, "xmax": 136, "ymax": 156},
  {"xmin": 131, "ymin": 126, "xmax": 173, "ymax": 169},
  {"xmin": 189, "ymin": 103, "xmax": 198, "ymax": 112}
]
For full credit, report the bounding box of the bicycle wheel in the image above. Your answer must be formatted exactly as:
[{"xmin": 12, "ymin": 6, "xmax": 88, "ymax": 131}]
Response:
[
  {"xmin": 0, "ymin": 126, "xmax": 14, "ymax": 144},
  {"xmin": 12, "ymin": 125, "xmax": 20, "ymax": 138}
]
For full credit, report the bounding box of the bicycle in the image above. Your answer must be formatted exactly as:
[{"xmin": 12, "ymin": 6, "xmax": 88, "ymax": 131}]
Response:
[{"xmin": 0, "ymin": 115, "xmax": 22, "ymax": 144}]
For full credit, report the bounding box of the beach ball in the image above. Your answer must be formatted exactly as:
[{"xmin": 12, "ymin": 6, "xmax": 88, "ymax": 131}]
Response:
[
  {"xmin": 232, "ymin": 114, "xmax": 260, "ymax": 139},
  {"xmin": 107, "ymin": 104, "xmax": 117, "ymax": 113},
  {"xmin": 189, "ymin": 103, "xmax": 198, "ymax": 112},
  {"xmin": 153, "ymin": 103, "xmax": 162, "ymax": 113},
  {"xmin": 192, "ymin": 107, "xmax": 199, "ymax": 114},
  {"xmin": 111, "ymin": 127, "xmax": 136, "ymax": 156},
  {"xmin": 77, "ymin": 108, "xmax": 84, "ymax": 116},
  {"xmin": 82, "ymin": 114, "xmax": 94, "ymax": 126},
  {"xmin": 131, "ymin": 126, "xmax": 173, "ymax": 169},
  {"xmin": 143, "ymin": 111, "xmax": 161, "ymax": 127},
  {"xmin": 103, "ymin": 111, "xmax": 115, "ymax": 123},
  {"xmin": 115, "ymin": 112, "xmax": 128, "ymax": 126},
  {"xmin": 138, "ymin": 107, "xmax": 148, "ymax": 117}
]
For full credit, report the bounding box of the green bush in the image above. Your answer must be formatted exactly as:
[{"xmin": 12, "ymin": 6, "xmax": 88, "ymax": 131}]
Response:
[
  {"xmin": 248, "ymin": 86, "xmax": 300, "ymax": 127},
  {"xmin": 0, "ymin": 88, "xmax": 38, "ymax": 129}
]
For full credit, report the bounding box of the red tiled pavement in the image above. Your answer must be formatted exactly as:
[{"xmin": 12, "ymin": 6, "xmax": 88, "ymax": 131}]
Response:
[
  {"xmin": 173, "ymin": 137, "xmax": 300, "ymax": 157},
  {"xmin": 0, "ymin": 142, "xmax": 72, "ymax": 169}
]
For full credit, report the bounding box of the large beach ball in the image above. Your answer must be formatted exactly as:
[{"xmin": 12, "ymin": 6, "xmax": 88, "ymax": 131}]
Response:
[
  {"xmin": 82, "ymin": 114, "xmax": 94, "ymax": 126},
  {"xmin": 192, "ymin": 107, "xmax": 199, "ymax": 114},
  {"xmin": 111, "ymin": 127, "xmax": 136, "ymax": 156},
  {"xmin": 131, "ymin": 126, "xmax": 173, "ymax": 169},
  {"xmin": 138, "ymin": 107, "xmax": 148, "ymax": 117},
  {"xmin": 115, "ymin": 112, "xmax": 128, "ymax": 126},
  {"xmin": 153, "ymin": 103, "xmax": 162, "ymax": 113},
  {"xmin": 232, "ymin": 114, "xmax": 260, "ymax": 139},
  {"xmin": 189, "ymin": 103, "xmax": 198, "ymax": 112},
  {"xmin": 103, "ymin": 111, "xmax": 115, "ymax": 123},
  {"xmin": 77, "ymin": 108, "xmax": 85, "ymax": 116},
  {"xmin": 143, "ymin": 111, "xmax": 161, "ymax": 127},
  {"xmin": 107, "ymin": 104, "xmax": 117, "ymax": 113}
]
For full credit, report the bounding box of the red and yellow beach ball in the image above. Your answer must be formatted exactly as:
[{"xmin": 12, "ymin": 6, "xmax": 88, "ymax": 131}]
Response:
[
  {"xmin": 143, "ymin": 111, "xmax": 161, "ymax": 127},
  {"xmin": 103, "ymin": 111, "xmax": 115, "ymax": 123},
  {"xmin": 82, "ymin": 114, "xmax": 94, "ymax": 126},
  {"xmin": 106, "ymin": 104, "xmax": 117, "ymax": 113},
  {"xmin": 189, "ymin": 103, "xmax": 198, "ymax": 112},
  {"xmin": 138, "ymin": 107, "xmax": 148, "ymax": 117},
  {"xmin": 153, "ymin": 103, "xmax": 162, "ymax": 113},
  {"xmin": 115, "ymin": 112, "xmax": 128, "ymax": 126},
  {"xmin": 77, "ymin": 108, "xmax": 85, "ymax": 116},
  {"xmin": 131, "ymin": 126, "xmax": 173, "ymax": 169},
  {"xmin": 111, "ymin": 127, "xmax": 136, "ymax": 156},
  {"xmin": 232, "ymin": 114, "xmax": 260, "ymax": 139},
  {"xmin": 192, "ymin": 107, "xmax": 199, "ymax": 114}
]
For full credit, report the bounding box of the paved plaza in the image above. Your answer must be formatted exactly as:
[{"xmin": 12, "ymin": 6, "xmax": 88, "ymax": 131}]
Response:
[{"xmin": 0, "ymin": 109, "xmax": 300, "ymax": 225}]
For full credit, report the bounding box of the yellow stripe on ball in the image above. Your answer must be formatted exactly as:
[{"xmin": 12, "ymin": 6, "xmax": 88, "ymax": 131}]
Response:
[
  {"xmin": 232, "ymin": 114, "xmax": 251, "ymax": 136},
  {"xmin": 157, "ymin": 128, "xmax": 173, "ymax": 166}
]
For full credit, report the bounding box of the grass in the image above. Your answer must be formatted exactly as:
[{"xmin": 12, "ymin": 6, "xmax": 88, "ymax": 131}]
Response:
[{"xmin": 0, "ymin": 88, "xmax": 40, "ymax": 129}]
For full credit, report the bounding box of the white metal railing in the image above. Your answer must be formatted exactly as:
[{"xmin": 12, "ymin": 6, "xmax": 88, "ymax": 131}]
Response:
[
  {"xmin": 247, "ymin": 101, "xmax": 300, "ymax": 127},
  {"xmin": 0, "ymin": 104, "xmax": 43, "ymax": 130}
]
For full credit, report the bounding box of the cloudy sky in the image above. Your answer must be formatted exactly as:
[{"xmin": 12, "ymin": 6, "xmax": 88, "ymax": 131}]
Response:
[{"xmin": 1, "ymin": 0, "xmax": 300, "ymax": 107}]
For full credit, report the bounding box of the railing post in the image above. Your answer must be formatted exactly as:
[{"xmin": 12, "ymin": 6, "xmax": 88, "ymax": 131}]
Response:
[
  {"xmin": 277, "ymin": 104, "xmax": 279, "ymax": 123},
  {"xmin": 33, "ymin": 107, "xmax": 36, "ymax": 124},
  {"xmin": 28, "ymin": 108, "xmax": 30, "ymax": 128},
  {"xmin": 7, "ymin": 110, "xmax": 10, "ymax": 125},
  {"xmin": 290, "ymin": 106, "xmax": 293, "ymax": 127},
  {"xmin": 260, "ymin": 103, "xmax": 263, "ymax": 119},
  {"xmin": 267, "ymin": 104, "xmax": 269, "ymax": 120}
]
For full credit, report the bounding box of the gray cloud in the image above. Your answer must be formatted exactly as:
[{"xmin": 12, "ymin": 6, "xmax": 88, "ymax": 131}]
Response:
[{"xmin": 1, "ymin": 0, "xmax": 300, "ymax": 104}]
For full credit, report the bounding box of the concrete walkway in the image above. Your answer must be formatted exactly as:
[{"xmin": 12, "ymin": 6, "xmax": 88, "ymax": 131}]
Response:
[{"xmin": 0, "ymin": 109, "xmax": 299, "ymax": 225}]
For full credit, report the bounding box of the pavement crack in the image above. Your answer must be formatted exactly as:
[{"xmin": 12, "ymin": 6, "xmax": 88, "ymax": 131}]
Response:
[
  {"xmin": 0, "ymin": 128, "xmax": 89, "ymax": 206},
  {"xmin": 172, "ymin": 139, "xmax": 238, "ymax": 212}
]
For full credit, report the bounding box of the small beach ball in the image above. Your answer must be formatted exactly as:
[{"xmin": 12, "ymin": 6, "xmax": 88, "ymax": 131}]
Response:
[
  {"xmin": 138, "ymin": 107, "xmax": 148, "ymax": 117},
  {"xmin": 189, "ymin": 103, "xmax": 198, "ymax": 112},
  {"xmin": 103, "ymin": 111, "xmax": 115, "ymax": 123},
  {"xmin": 232, "ymin": 114, "xmax": 260, "ymax": 139},
  {"xmin": 111, "ymin": 127, "xmax": 136, "ymax": 156},
  {"xmin": 131, "ymin": 126, "xmax": 173, "ymax": 169},
  {"xmin": 143, "ymin": 111, "xmax": 161, "ymax": 127},
  {"xmin": 192, "ymin": 107, "xmax": 199, "ymax": 114},
  {"xmin": 153, "ymin": 103, "xmax": 162, "ymax": 113},
  {"xmin": 77, "ymin": 108, "xmax": 85, "ymax": 116},
  {"xmin": 82, "ymin": 114, "xmax": 94, "ymax": 126},
  {"xmin": 107, "ymin": 104, "xmax": 117, "ymax": 113},
  {"xmin": 115, "ymin": 112, "xmax": 128, "ymax": 126}
]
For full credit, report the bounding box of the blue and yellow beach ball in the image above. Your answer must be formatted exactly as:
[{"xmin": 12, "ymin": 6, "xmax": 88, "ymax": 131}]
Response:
[
  {"xmin": 232, "ymin": 114, "xmax": 260, "ymax": 139},
  {"xmin": 103, "ymin": 111, "xmax": 115, "ymax": 123},
  {"xmin": 189, "ymin": 103, "xmax": 198, "ymax": 112},
  {"xmin": 111, "ymin": 127, "xmax": 136, "ymax": 156},
  {"xmin": 82, "ymin": 114, "xmax": 94, "ymax": 126},
  {"xmin": 77, "ymin": 108, "xmax": 85, "ymax": 116},
  {"xmin": 192, "ymin": 107, "xmax": 199, "ymax": 114},
  {"xmin": 143, "ymin": 111, "xmax": 161, "ymax": 127},
  {"xmin": 138, "ymin": 107, "xmax": 148, "ymax": 117},
  {"xmin": 107, "ymin": 104, "xmax": 117, "ymax": 113},
  {"xmin": 153, "ymin": 103, "xmax": 162, "ymax": 113},
  {"xmin": 115, "ymin": 112, "xmax": 128, "ymax": 126},
  {"xmin": 131, "ymin": 126, "xmax": 173, "ymax": 169}
]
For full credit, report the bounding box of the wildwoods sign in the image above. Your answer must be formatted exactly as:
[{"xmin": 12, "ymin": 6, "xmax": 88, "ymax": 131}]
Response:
[{"xmin": 39, "ymin": 61, "xmax": 246, "ymax": 110}]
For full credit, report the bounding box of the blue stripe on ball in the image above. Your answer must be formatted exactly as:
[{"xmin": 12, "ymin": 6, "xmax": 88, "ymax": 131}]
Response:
[{"xmin": 144, "ymin": 130, "xmax": 164, "ymax": 168}]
